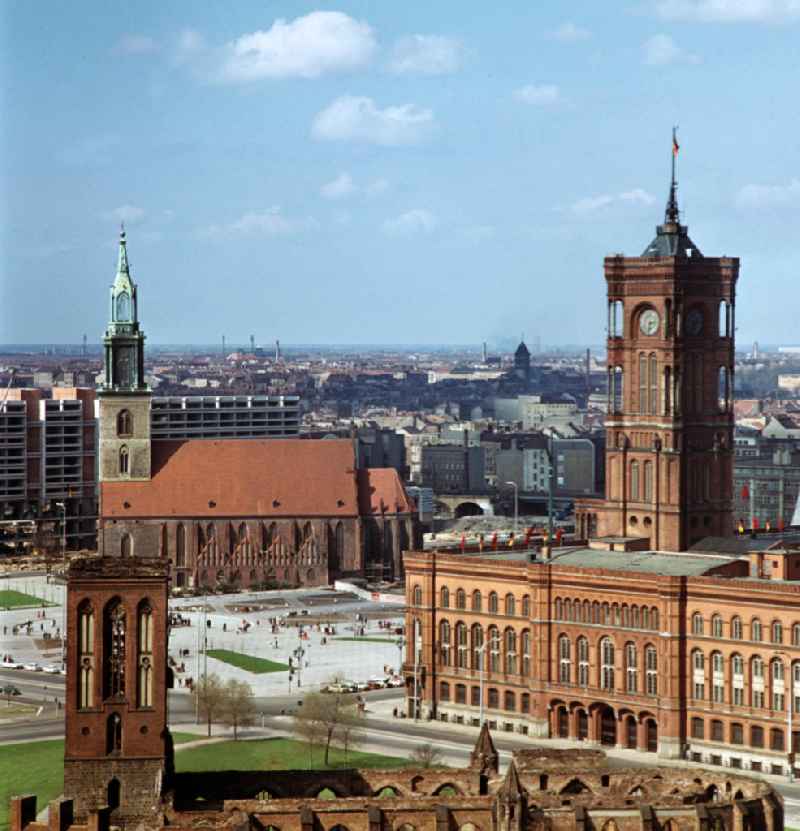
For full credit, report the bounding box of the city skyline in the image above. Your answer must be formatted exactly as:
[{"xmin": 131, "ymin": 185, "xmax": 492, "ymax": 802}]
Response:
[{"xmin": 3, "ymin": 1, "xmax": 799, "ymax": 345}]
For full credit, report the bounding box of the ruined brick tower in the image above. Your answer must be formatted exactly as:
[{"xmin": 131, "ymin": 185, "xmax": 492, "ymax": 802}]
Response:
[
  {"xmin": 63, "ymin": 556, "xmax": 170, "ymax": 822},
  {"xmin": 578, "ymin": 134, "xmax": 738, "ymax": 550}
]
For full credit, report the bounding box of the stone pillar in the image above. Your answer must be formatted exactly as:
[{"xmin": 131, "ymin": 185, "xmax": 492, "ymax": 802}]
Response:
[
  {"xmin": 9, "ymin": 796, "xmax": 37, "ymax": 831},
  {"xmin": 637, "ymin": 718, "xmax": 648, "ymax": 752},
  {"xmin": 587, "ymin": 708, "xmax": 600, "ymax": 745},
  {"xmin": 48, "ymin": 798, "xmax": 74, "ymax": 831}
]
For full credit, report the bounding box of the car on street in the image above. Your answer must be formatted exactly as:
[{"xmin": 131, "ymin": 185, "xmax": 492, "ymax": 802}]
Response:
[
  {"xmin": 1, "ymin": 659, "xmax": 22, "ymax": 670},
  {"xmin": 324, "ymin": 682, "xmax": 354, "ymax": 694},
  {"xmin": 386, "ymin": 676, "xmax": 404, "ymax": 688},
  {"xmin": 23, "ymin": 662, "xmax": 43, "ymax": 672},
  {"xmin": 43, "ymin": 664, "xmax": 63, "ymax": 674}
]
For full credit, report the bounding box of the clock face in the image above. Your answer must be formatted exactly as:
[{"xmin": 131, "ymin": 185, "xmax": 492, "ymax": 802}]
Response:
[
  {"xmin": 639, "ymin": 309, "xmax": 660, "ymax": 336},
  {"xmin": 685, "ymin": 308, "xmax": 704, "ymax": 336}
]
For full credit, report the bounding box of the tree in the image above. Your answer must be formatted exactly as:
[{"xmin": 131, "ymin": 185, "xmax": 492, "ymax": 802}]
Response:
[
  {"xmin": 221, "ymin": 678, "xmax": 256, "ymax": 740},
  {"xmin": 192, "ymin": 673, "xmax": 225, "ymax": 737},
  {"xmin": 2, "ymin": 684, "xmax": 21, "ymax": 706},
  {"xmin": 410, "ymin": 743, "xmax": 444, "ymax": 768},
  {"xmin": 293, "ymin": 685, "xmax": 362, "ymax": 767}
]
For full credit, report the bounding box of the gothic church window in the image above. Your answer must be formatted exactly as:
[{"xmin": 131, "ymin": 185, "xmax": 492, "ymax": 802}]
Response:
[
  {"xmin": 119, "ymin": 446, "xmax": 129, "ymax": 475},
  {"xmin": 104, "ymin": 600, "xmax": 126, "ymax": 699},
  {"xmin": 120, "ymin": 533, "xmax": 133, "ymax": 558},
  {"xmin": 115, "ymin": 291, "xmax": 131, "ymax": 321},
  {"xmin": 117, "ymin": 409, "xmax": 133, "ymax": 437},
  {"xmin": 137, "ymin": 601, "xmax": 153, "ymax": 708},
  {"xmin": 78, "ymin": 602, "xmax": 94, "ymax": 709}
]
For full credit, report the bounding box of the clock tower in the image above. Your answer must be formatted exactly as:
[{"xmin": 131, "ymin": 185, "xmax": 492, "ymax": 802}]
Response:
[
  {"xmin": 98, "ymin": 228, "xmax": 151, "ymax": 483},
  {"xmin": 577, "ymin": 138, "xmax": 738, "ymax": 551}
]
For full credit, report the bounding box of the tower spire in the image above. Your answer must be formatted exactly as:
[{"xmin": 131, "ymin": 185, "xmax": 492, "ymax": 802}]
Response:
[
  {"xmin": 117, "ymin": 223, "xmax": 130, "ymax": 277},
  {"xmin": 664, "ymin": 126, "xmax": 680, "ymax": 226}
]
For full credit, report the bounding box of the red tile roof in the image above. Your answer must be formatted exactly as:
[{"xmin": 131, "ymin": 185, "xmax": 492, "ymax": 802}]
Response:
[
  {"xmin": 101, "ymin": 439, "xmax": 360, "ymax": 519},
  {"xmin": 357, "ymin": 468, "xmax": 415, "ymax": 515}
]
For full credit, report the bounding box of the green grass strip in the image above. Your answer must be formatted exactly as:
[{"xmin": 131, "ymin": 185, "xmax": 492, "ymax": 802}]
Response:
[
  {"xmin": 0, "ymin": 590, "xmax": 56, "ymax": 610},
  {"xmin": 206, "ymin": 649, "xmax": 289, "ymax": 674}
]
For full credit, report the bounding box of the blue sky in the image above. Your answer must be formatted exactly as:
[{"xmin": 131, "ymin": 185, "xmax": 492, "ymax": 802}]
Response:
[{"xmin": 2, "ymin": 1, "xmax": 799, "ymax": 347}]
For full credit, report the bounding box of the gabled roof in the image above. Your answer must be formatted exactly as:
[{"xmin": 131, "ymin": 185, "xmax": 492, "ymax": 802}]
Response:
[
  {"xmin": 101, "ymin": 438, "xmax": 360, "ymax": 519},
  {"xmin": 497, "ymin": 759, "xmax": 526, "ymax": 799},
  {"xmin": 357, "ymin": 468, "xmax": 416, "ymax": 515}
]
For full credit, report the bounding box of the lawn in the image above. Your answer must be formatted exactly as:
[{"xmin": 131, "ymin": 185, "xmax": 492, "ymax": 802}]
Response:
[
  {"xmin": 0, "ymin": 590, "xmax": 54, "ymax": 610},
  {"xmin": 175, "ymin": 737, "xmax": 407, "ymax": 772},
  {"xmin": 0, "ymin": 739, "xmax": 64, "ymax": 831},
  {"xmin": 334, "ymin": 637, "xmax": 398, "ymax": 644},
  {"xmin": 205, "ymin": 649, "xmax": 289, "ymax": 674}
]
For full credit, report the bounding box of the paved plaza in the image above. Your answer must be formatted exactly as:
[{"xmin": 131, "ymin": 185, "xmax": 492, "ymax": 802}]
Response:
[{"xmin": 0, "ymin": 574, "xmax": 406, "ymax": 694}]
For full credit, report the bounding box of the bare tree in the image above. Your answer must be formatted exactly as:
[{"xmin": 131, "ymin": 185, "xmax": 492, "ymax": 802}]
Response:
[
  {"xmin": 221, "ymin": 679, "xmax": 256, "ymax": 740},
  {"xmin": 293, "ymin": 685, "xmax": 361, "ymax": 767},
  {"xmin": 410, "ymin": 743, "xmax": 444, "ymax": 768},
  {"xmin": 192, "ymin": 673, "xmax": 225, "ymax": 737}
]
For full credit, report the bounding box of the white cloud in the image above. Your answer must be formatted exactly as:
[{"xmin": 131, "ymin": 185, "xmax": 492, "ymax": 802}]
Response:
[
  {"xmin": 736, "ymin": 178, "xmax": 800, "ymax": 209},
  {"xmin": 382, "ymin": 209, "xmax": 438, "ymax": 236},
  {"xmin": 655, "ymin": 0, "xmax": 800, "ymax": 23},
  {"xmin": 570, "ymin": 189, "xmax": 655, "ymax": 216},
  {"xmin": 105, "ymin": 205, "xmax": 146, "ymax": 225},
  {"xmin": 312, "ymin": 96, "xmax": 435, "ymax": 146},
  {"xmin": 513, "ymin": 83, "xmax": 560, "ymax": 105},
  {"xmin": 549, "ymin": 22, "xmax": 592, "ymax": 41},
  {"xmin": 388, "ymin": 35, "xmax": 463, "ymax": 75},
  {"xmin": 321, "ymin": 173, "xmax": 357, "ymax": 200},
  {"xmin": 114, "ymin": 35, "xmax": 158, "ymax": 55},
  {"xmin": 200, "ymin": 207, "xmax": 317, "ymax": 238},
  {"xmin": 219, "ymin": 11, "xmax": 375, "ymax": 81},
  {"xmin": 643, "ymin": 33, "xmax": 700, "ymax": 65}
]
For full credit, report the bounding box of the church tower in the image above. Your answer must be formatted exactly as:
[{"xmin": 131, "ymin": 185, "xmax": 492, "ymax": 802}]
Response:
[
  {"xmin": 578, "ymin": 135, "xmax": 737, "ymax": 551},
  {"xmin": 98, "ymin": 228, "xmax": 151, "ymax": 483}
]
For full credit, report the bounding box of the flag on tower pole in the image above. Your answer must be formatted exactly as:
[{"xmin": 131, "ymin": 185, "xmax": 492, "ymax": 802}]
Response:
[{"xmin": 673, "ymin": 130, "xmax": 680, "ymax": 156}]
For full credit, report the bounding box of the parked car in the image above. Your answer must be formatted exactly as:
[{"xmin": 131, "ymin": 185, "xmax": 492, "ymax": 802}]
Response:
[
  {"xmin": 325, "ymin": 682, "xmax": 353, "ymax": 694},
  {"xmin": 386, "ymin": 676, "xmax": 404, "ymax": 688},
  {"xmin": 1, "ymin": 659, "xmax": 21, "ymax": 670},
  {"xmin": 43, "ymin": 664, "xmax": 63, "ymax": 674},
  {"xmin": 23, "ymin": 662, "xmax": 42, "ymax": 672},
  {"xmin": 367, "ymin": 676, "xmax": 389, "ymax": 689}
]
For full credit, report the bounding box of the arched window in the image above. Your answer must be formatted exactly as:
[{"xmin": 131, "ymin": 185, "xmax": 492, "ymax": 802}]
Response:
[
  {"xmin": 504, "ymin": 690, "xmax": 516, "ymax": 712},
  {"xmin": 120, "ymin": 533, "xmax": 133, "ymax": 558},
  {"xmin": 692, "ymin": 649, "xmax": 705, "ymax": 700},
  {"xmin": 577, "ymin": 636, "xmax": 589, "ymax": 686},
  {"xmin": 522, "ymin": 595, "xmax": 531, "ymax": 617},
  {"xmin": 104, "ymin": 600, "xmax": 126, "ymax": 699},
  {"xmin": 625, "ymin": 642, "xmax": 638, "ymax": 692},
  {"xmin": 488, "ymin": 591, "xmax": 498, "ymax": 613},
  {"xmin": 712, "ymin": 652, "xmax": 724, "ymax": 703},
  {"xmin": 78, "ymin": 601, "xmax": 95, "ymax": 709},
  {"xmin": 692, "ymin": 612, "xmax": 704, "ymax": 636},
  {"xmin": 115, "ymin": 290, "xmax": 131, "ymax": 321},
  {"xmin": 751, "ymin": 656, "xmax": 765, "ymax": 708},
  {"xmin": 472, "ymin": 590, "xmax": 482, "ymax": 612},
  {"xmin": 639, "ymin": 353, "xmax": 647, "ymax": 414},
  {"xmin": 505, "ymin": 593, "xmax": 516, "ymax": 616},
  {"xmin": 439, "ymin": 681, "xmax": 450, "ymax": 702},
  {"xmin": 645, "ymin": 644, "xmax": 657, "ymax": 695},
  {"xmin": 489, "ymin": 626, "xmax": 500, "ymax": 672},
  {"xmin": 521, "ymin": 629, "xmax": 531, "ymax": 676},
  {"xmin": 711, "ymin": 614, "xmax": 723, "ymax": 638},
  {"xmin": 752, "ymin": 618, "xmax": 763, "ymax": 642},
  {"xmin": 471, "ymin": 624, "xmax": 484, "ymax": 670},
  {"xmin": 731, "ymin": 654, "xmax": 744, "ymax": 706},
  {"xmin": 456, "ymin": 622, "xmax": 468, "ymax": 668},
  {"xmin": 772, "ymin": 620, "xmax": 784, "ymax": 644},
  {"xmin": 137, "ymin": 601, "xmax": 153, "ymax": 708},
  {"xmin": 651, "ymin": 607, "xmax": 659, "ymax": 630},
  {"xmin": 456, "ymin": 588, "xmax": 466, "ymax": 610},
  {"xmin": 439, "ymin": 620, "xmax": 451, "ymax": 666},
  {"xmin": 440, "ymin": 586, "xmax": 450, "ymax": 608},
  {"xmin": 613, "ymin": 366, "xmax": 624, "ymax": 412},
  {"xmin": 649, "ymin": 354, "xmax": 658, "ymax": 415},
  {"xmin": 106, "ymin": 713, "xmax": 122, "ymax": 755},
  {"xmin": 504, "ymin": 628, "xmax": 517, "ymax": 674},
  {"xmin": 793, "ymin": 623, "xmax": 800, "ymax": 647},
  {"xmin": 600, "ymin": 638, "xmax": 615, "ymax": 690},
  {"xmin": 412, "ymin": 585, "xmax": 422, "ymax": 606},
  {"xmin": 772, "ymin": 659, "xmax": 786, "ymax": 712},
  {"xmin": 117, "ymin": 410, "xmax": 133, "ymax": 437},
  {"xmin": 732, "ymin": 616, "xmax": 743, "ymax": 640},
  {"xmin": 664, "ymin": 365, "xmax": 672, "ymax": 415},
  {"xmin": 559, "ymin": 635, "xmax": 571, "ymax": 683},
  {"xmin": 643, "ymin": 460, "xmax": 653, "ymax": 502},
  {"xmin": 176, "ymin": 524, "xmax": 186, "ymax": 568},
  {"xmin": 630, "ymin": 461, "xmax": 640, "ymax": 500},
  {"xmin": 119, "ymin": 445, "xmax": 129, "ymax": 475},
  {"xmin": 554, "ymin": 597, "xmax": 563, "ymax": 620}
]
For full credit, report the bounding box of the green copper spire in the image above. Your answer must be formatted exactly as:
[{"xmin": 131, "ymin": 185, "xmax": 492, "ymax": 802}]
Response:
[{"xmin": 116, "ymin": 224, "xmax": 130, "ymax": 277}]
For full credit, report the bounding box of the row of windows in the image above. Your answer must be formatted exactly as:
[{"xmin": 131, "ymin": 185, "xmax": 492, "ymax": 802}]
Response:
[
  {"xmin": 438, "ymin": 622, "xmax": 532, "ymax": 676},
  {"xmin": 439, "ymin": 682, "xmax": 531, "ymax": 713},
  {"xmin": 691, "ymin": 612, "xmax": 800, "ymax": 645},
  {"xmin": 411, "ymin": 585, "xmax": 533, "ymax": 618},
  {"xmin": 690, "ymin": 717, "xmax": 795, "ymax": 752},
  {"xmin": 558, "ymin": 635, "xmax": 658, "ymax": 695},
  {"xmin": 554, "ymin": 598, "xmax": 660, "ymax": 631},
  {"xmin": 77, "ymin": 597, "xmax": 153, "ymax": 711},
  {"xmin": 690, "ymin": 650, "xmax": 800, "ymax": 711}
]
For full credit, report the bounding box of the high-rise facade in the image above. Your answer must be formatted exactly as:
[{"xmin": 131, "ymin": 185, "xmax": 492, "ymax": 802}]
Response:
[{"xmin": 578, "ymin": 160, "xmax": 738, "ymax": 550}]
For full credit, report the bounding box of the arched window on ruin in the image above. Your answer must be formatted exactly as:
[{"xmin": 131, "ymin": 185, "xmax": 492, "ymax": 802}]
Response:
[
  {"xmin": 78, "ymin": 601, "xmax": 94, "ymax": 709},
  {"xmin": 471, "ymin": 624, "xmax": 484, "ymax": 670},
  {"xmin": 120, "ymin": 533, "xmax": 133, "ymax": 558},
  {"xmin": 117, "ymin": 409, "xmax": 133, "ymax": 437},
  {"xmin": 439, "ymin": 619, "xmax": 451, "ymax": 666},
  {"xmin": 176, "ymin": 524, "xmax": 186, "ymax": 568},
  {"xmin": 137, "ymin": 600, "xmax": 153, "ymax": 708},
  {"xmin": 107, "ymin": 779, "xmax": 121, "ymax": 812},
  {"xmin": 106, "ymin": 713, "xmax": 122, "ymax": 755},
  {"xmin": 119, "ymin": 445, "xmax": 129, "ymax": 476},
  {"xmin": 645, "ymin": 644, "xmax": 657, "ymax": 696},
  {"xmin": 472, "ymin": 590, "xmax": 482, "ymax": 612},
  {"xmin": 440, "ymin": 586, "xmax": 450, "ymax": 609},
  {"xmin": 504, "ymin": 628, "xmax": 517, "ymax": 674},
  {"xmin": 558, "ymin": 635, "xmax": 571, "ymax": 683},
  {"xmin": 375, "ymin": 786, "xmax": 399, "ymax": 798},
  {"xmin": 104, "ymin": 599, "xmax": 126, "ymax": 699}
]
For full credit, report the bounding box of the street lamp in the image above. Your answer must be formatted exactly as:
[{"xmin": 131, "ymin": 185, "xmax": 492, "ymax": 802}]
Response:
[{"xmin": 504, "ymin": 482, "xmax": 518, "ymax": 538}]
